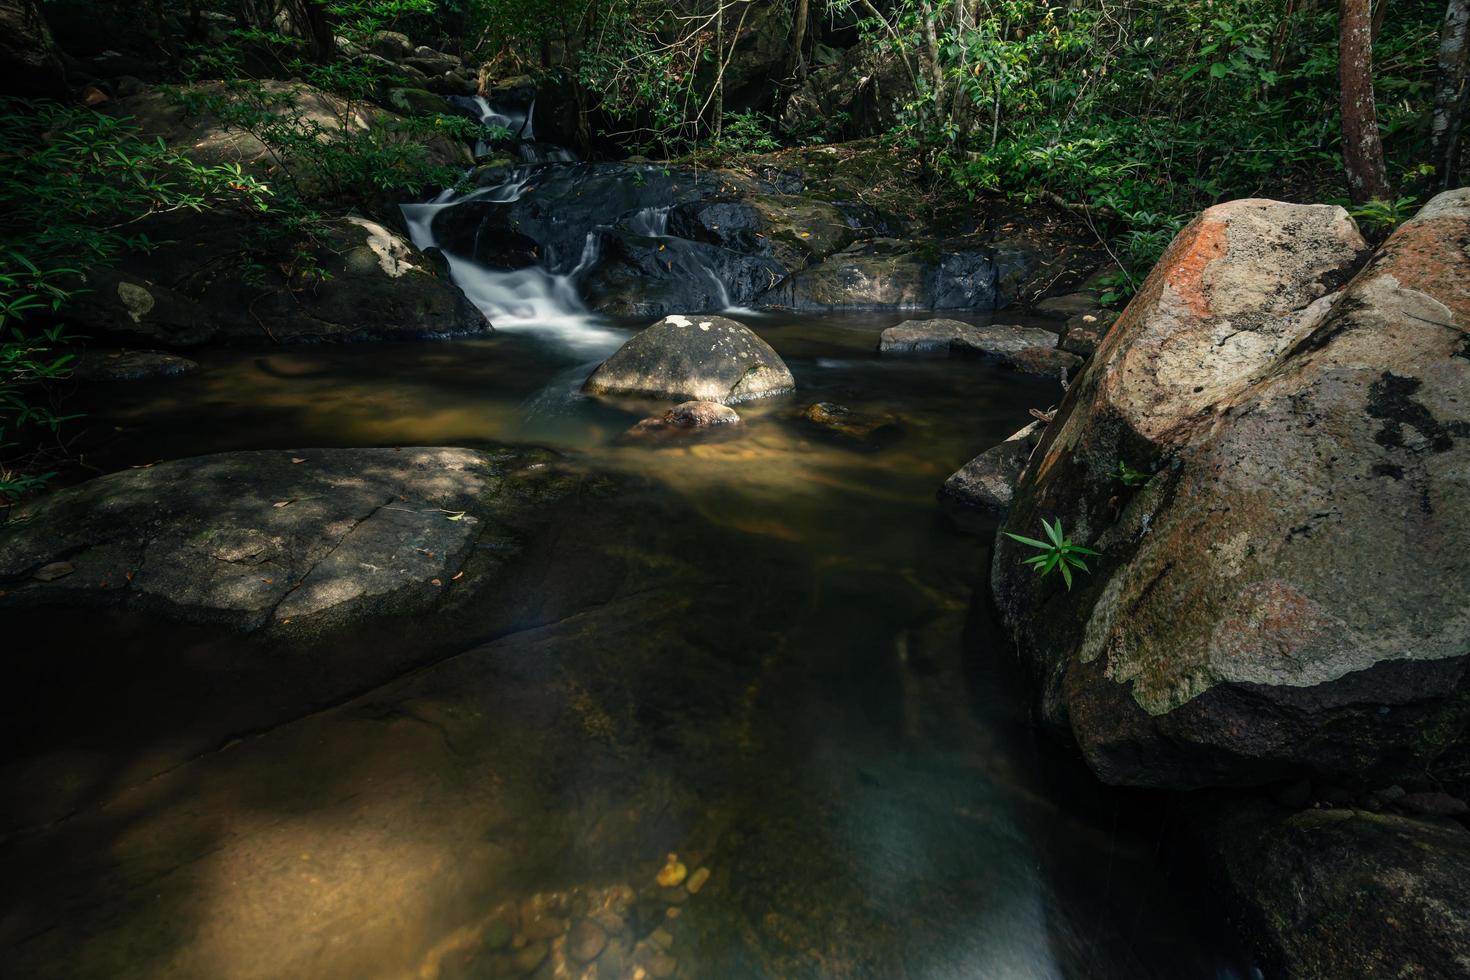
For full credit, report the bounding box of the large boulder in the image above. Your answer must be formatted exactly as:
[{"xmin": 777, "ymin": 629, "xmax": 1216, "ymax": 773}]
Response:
[
  {"xmin": 68, "ymin": 214, "xmax": 489, "ymax": 346},
  {"xmin": 583, "ymin": 314, "xmax": 795, "ymax": 404},
  {"xmin": 1201, "ymin": 802, "xmax": 1470, "ymax": 978},
  {"xmin": 994, "ymin": 194, "xmax": 1470, "ymax": 789},
  {"xmin": 0, "ymin": 447, "xmax": 578, "ymax": 637},
  {"xmin": 582, "ymin": 232, "xmax": 786, "ymax": 318}
]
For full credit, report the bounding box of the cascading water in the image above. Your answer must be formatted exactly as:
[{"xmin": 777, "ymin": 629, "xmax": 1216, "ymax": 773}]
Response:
[{"xmin": 403, "ymin": 93, "xmax": 750, "ymax": 352}]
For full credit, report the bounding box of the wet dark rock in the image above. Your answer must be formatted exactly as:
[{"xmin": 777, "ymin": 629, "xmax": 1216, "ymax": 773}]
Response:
[
  {"xmin": 584, "ymin": 232, "xmax": 785, "ymax": 317},
  {"xmin": 366, "ymin": 29, "xmax": 413, "ymax": 60},
  {"xmin": 73, "ymin": 349, "xmax": 199, "ymax": 381},
  {"xmin": 939, "ymin": 422, "xmax": 1042, "ymax": 515},
  {"xmin": 386, "ymin": 85, "xmax": 449, "ymax": 117},
  {"xmin": 780, "ymin": 43, "xmax": 915, "ymax": 139},
  {"xmin": 585, "ymin": 314, "xmax": 795, "ymax": 404},
  {"xmin": 68, "ymin": 214, "xmax": 489, "ymax": 347},
  {"xmin": 766, "ymin": 238, "xmax": 1013, "ymax": 312},
  {"xmin": 0, "ymin": 446, "xmax": 573, "ymax": 636},
  {"xmin": 1200, "ymin": 802, "xmax": 1470, "ymax": 979},
  {"xmin": 993, "ymin": 194, "xmax": 1470, "ymax": 790},
  {"xmin": 799, "ymin": 402, "xmax": 902, "ymax": 446}
]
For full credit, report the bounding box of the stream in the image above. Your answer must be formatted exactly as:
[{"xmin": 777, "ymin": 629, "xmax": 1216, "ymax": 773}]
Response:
[{"xmin": 0, "ymin": 100, "xmax": 1255, "ymax": 979}]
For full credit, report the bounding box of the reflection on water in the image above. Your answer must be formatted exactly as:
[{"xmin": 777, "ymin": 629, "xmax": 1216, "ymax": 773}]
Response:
[{"xmin": 8, "ymin": 314, "xmax": 1252, "ymax": 979}]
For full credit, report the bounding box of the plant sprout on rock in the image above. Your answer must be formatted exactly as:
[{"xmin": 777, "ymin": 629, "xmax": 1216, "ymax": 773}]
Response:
[{"xmin": 1004, "ymin": 518, "xmax": 1100, "ymax": 590}]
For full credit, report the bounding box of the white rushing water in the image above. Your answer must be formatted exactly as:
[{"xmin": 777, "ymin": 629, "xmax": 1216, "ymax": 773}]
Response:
[{"xmin": 404, "ymin": 94, "xmax": 753, "ymax": 354}]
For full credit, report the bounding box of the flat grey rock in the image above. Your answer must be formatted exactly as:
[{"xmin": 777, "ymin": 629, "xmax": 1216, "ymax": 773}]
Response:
[{"xmin": 584, "ymin": 314, "xmax": 795, "ymax": 404}]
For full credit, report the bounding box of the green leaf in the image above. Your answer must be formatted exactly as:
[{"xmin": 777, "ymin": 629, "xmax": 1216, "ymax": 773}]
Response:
[{"xmin": 1004, "ymin": 532, "xmax": 1051, "ymax": 550}]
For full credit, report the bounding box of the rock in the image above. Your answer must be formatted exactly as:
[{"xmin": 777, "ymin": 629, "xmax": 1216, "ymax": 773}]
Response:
[
  {"xmin": 584, "ymin": 315, "xmax": 795, "ymax": 405},
  {"xmin": 1201, "ymin": 802, "xmax": 1470, "ymax": 979},
  {"xmin": 767, "ymin": 239, "xmax": 1009, "ymax": 312},
  {"xmin": 404, "ymin": 46, "xmax": 460, "ymax": 76},
  {"xmin": 73, "ymin": 349, "xmax": 198, "ymax": 381},
  {"xmin": 799, "ymin": 402, "xmax": 902, "ymax": 445},
  {"xmin": 1058, "ymin": 310, "xmax": 1115, "ymax": 357},
  {"xmin": 386, "ymin": 86, "xmax": 449, "ymax": 117},
  {"xmin": 940, "ymin": 422, "xmax": 1042, "ymax": 515},
  {"xmin": 780, "ymin": 43, "xmax": 915, "ymax": 139},
  {"xmin": 878, "ymin": 319, "xmax": 1073, "ymax": 375},
  {"xmin": 654, "ymin": 854, "xmax": 687, "ymax": 888},
  {"xmin": 992, "ymin": 193, "xmax": 1470, "ymax": 790},
  {"xmin": 1033, "ymin": 292, "xmax": 1099, "ymax": 318},
  {"xmin": 1, "ymin": 0, "xmax": 67, "ymax": 98},
  {"xmin": 877, "ymin": 318, "xmax": 985, "ymax": 353},
  {"xmin": 103, "ymin": 80, "xmax": 469, "ymax": 195},
  {"xmin": 1398, "ymin": 792, "xmax": 1470, "ymax": 818},
  {"xmin": 68, "ymin": 213, "xmax": 488, "ymax": 347},
  {"xmin": 620, "ymin": 401, "xmax": 742, "ymax": 443},
  {"xmin": 367, "ymin": 30, "xmax": 414, "ymax": 60},
  {"xmin": 566, "ymin": 918, "xmax": 607, "ymax": 963},
  {"xmin": 584, "ymin": 231, "xmax": 785, "ymax": 317},
  {"xmin": 685, "ymin": 867, "xmax": 710, "ymax": 895},
  {"xmin": 0, "ymin": 446, "xmax": 573, "ymax": 636}
]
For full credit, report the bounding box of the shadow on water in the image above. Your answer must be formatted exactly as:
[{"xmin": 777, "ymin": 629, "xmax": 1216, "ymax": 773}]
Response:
[{"xmin": 1, "ymin": 314, "xmax": 1252, "ymax": 978}]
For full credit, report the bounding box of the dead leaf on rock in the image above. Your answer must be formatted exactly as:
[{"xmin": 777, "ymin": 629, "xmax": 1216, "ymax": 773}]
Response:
[
  {"xmin": 272, "ymin": 499, "xmax": 294, "ymax": 508},
  {"xmin": 431, "ymin": 578, "xmax": 442, "ymax": 586},
  {"xmin": 32, "ymin": 561, "xmax": 75, "ymax": 582},
  {"xmin": 452, "ymin": 570, "xmax": 464, "ymax": 581},
  {"xmin": 290, "ymin": 457, "xmax": 306, "ymax": 464}
]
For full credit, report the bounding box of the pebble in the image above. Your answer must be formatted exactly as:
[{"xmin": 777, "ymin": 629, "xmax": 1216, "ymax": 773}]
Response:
[
  {"xmin": 655, "ymin": 853, "xmax": 687, "ymax": 888},
  {"xmin": 566, "ymin": 918, "xmax": 608, "ymax": 963},
  {"xmin": 685, "ymin": 867, "xmax": 711, "ymax": 895},
  {"xmin": 650, "ymin": 927, "xmax": 674, "ymax": 951}
]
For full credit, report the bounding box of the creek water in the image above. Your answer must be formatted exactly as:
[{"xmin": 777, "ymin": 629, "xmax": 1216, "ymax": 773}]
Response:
[
  {"xmin": 1, "ymin": 101, "xmax": 1252, "ymax": 979},
  {"xmin": 20, "ymin": 311, "xmax": 1255, "ymax": 979}
]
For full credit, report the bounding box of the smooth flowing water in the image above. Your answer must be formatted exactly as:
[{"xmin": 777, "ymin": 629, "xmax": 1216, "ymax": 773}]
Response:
[
  {"xmin": 11, "ymin": 310, "xmax": 1255, "ymax": 979},
  {"xmin": 2, "ymin": 98, "xmax": 1251, "ymax": 978}
]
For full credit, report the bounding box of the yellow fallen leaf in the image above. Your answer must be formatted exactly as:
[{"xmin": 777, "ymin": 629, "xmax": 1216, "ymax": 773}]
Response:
[
  {"xmin": 272, "ymin": 499, "xmax": 293, "ymax": 508},
  {"xmin": 291, "ymin": 457, "xmax": 306, "ymax": 464},
  {"xmin": 452, "ymin": 570, "xmax": 464, "ymax": 581}
]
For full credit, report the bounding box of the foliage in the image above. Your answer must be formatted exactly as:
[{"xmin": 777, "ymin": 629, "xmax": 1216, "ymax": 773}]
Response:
[
  {"xmin": 1117, "ymin": 460, "xmax": 1151, "ymax": 488},
  {"xmin": 0, "ymin": 99, "xmax": 268, "ymax": 500},
  {"xmin": 1004, "ymin": 517, "xmax": 1100, "ymax": 590},
  {"xmin": 1347, "ymin": 194, "xmax": 1423, "ymax": 234},
  {"xmin": 714, "ymin": 110, "xmax": 782, "ymax": 153},
  {"xmin": 834, "ymin": 0, "xmax": 1442, "ymax": 303}
]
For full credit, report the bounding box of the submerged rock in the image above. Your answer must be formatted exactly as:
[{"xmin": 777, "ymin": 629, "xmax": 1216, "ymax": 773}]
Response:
[
  {"xmin": 585, "ymin": 314, "xmax": 795, "ymax": 405},
  {"xmin": 992, "ymin": 193, "xmax": 1470, "ymax": 790},
  {"xmin": 73, "ymin": 349, "xmax": 199, "ymax": 381},
  {"xmin": 0, "ymin": 446, "xmax": 573, "ymax": 635},
  {"xmin": 621, "ymin": 400, "xmax": 742, "ymax": 442},
  {"xmin": 1201, "ymin": 802, "xmax": 1470, "ymax": 979},
  {"xmin": 765, "ymin": 238, "xmax": 1006, "ymax": 311},
  {"xmin": 940, "ymin": 421, "xmax": 1042, "ymax": 515},
  {"xmin": 799, "ymin": 402, "xmax": 902, "ymax": 446}
]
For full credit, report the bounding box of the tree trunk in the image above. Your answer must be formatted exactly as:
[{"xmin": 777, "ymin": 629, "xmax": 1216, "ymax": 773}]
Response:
[
  {"xmin": 292, "ymin": 0, "xmax": 336, "ymax": 63},
  {"xmin": 787, "ymin": 0, "xmax": 809, "ymax": 80},
  {"xmin": 1432, "ymin": 0, "xmax": 1470, "ymax": 190},
  {"xmin": 1339, "ymin": 0, "xmax": 1391, "ymax": 203}
]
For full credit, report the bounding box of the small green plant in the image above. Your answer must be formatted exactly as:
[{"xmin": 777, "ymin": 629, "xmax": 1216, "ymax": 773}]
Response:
[
  {"xmin": 1347, "ymin": 196, "xmax": 1420, "ymax": 235},
  {"xmin": 714, "ymin": 111, "xmax": 781, "ymax": 154},
  {"xmin": 1004, "ymin": 518, "xmax": 1100, "ymax": 590},
  {"xmin": 1118, "ymin": 460, "xmax": 1151, "ymax": 487}
]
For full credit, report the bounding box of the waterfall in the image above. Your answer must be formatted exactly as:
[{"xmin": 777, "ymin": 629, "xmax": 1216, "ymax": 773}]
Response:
[{"xmin": 404, "ymin": 92, "xmax": 750, "ymax": 351}]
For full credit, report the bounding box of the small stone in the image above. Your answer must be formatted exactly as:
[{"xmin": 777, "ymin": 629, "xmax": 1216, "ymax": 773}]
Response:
[
  {"xmin": 685, "ymin": 867, "xmax": 710, "ymax": 895},
  {"xmin": 665, "ymin": 401, "xmax": 740, "ymax": 426},
  {"xmin": 566, "ymin": 918, "xmax": 608, "ymax": 963},
  {"xmin": 646, "ymin": 953, "xmax": 677, "ymax": 979},
  {"xmin": 32, "ymin": 561, "xmax": 76, "ymax": 582},
  {"xmin": 512, "ymin": 940, "xmax": 548, "ymax": 975},
  {"xmin": 655, "ymin": 853, "xmax": 687, "ymax": 888},
  {"xmin": 649, "ymin": 927, "xmax": 674, "ymax": 951}
]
